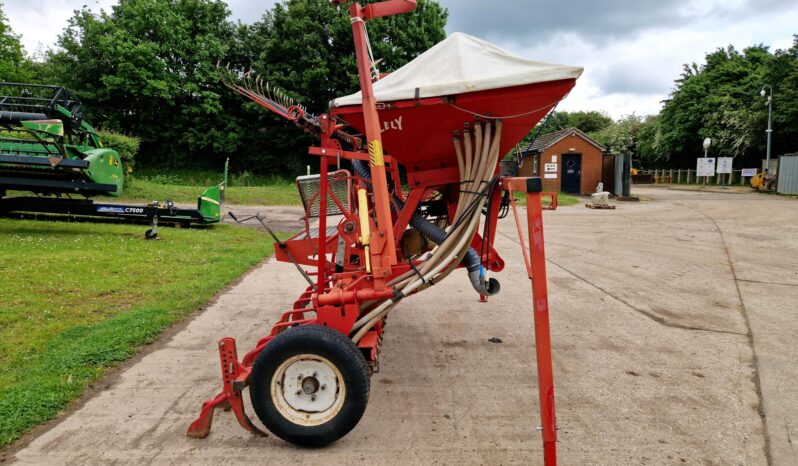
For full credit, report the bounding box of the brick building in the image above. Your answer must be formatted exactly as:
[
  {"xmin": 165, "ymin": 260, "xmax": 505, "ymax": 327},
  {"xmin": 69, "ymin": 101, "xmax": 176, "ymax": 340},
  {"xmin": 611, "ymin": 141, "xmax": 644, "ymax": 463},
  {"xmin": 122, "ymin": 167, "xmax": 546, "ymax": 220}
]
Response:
[{"xmin": 515, "ymin": 128, "xmax": 608, "ymax": 194}]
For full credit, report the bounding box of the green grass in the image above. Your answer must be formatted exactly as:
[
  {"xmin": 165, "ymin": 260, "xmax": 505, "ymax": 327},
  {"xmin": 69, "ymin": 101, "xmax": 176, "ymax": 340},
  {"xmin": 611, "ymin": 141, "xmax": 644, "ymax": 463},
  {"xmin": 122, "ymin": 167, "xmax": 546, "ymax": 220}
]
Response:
[
  {"xmin": 552, "ymin": 193, "xmax": 580, "ymax": 207},
  {"xmin": 119, "ymin": 178, "xmax": 300, "ymax": 206},
  {"xmin": 101, "ymin": 168, "xmax": 301, "ymax": 206},
  {"xmin": 0, "ymin": 219, "xmax": 280, "ymax": 449},
  {"xmin": 514, "ymin": 192, "xmax": 580, "ymax": 207}
]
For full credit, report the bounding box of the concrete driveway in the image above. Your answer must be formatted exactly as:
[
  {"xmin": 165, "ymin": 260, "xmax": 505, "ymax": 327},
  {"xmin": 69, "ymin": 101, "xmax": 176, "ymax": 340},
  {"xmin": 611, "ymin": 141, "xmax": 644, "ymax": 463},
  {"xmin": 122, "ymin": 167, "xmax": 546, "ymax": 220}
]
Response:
[{"xmin": 7, "ymin": 187, "xmax": 796, "ymax": 465}]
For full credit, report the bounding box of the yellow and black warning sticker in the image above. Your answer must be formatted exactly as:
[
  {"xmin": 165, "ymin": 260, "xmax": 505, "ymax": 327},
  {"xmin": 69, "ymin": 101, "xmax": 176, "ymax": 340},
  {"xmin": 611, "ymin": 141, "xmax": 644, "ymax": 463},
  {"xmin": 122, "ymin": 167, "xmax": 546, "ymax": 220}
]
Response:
[{"xmin": 368, "ymin": 139, "xmax": 385, "ymax": 167}]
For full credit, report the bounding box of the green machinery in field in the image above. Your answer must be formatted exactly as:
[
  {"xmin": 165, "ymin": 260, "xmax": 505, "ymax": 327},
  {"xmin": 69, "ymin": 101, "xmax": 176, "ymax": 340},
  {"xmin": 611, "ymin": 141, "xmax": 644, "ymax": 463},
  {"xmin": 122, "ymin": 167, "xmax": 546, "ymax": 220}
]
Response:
[
  {"xmin": 0, "ymin": 82, "xmax": 224, "ymax": 230},
  {"xmin": 0, "ymin": 82, "xmax": 124, "ymax": 196}
]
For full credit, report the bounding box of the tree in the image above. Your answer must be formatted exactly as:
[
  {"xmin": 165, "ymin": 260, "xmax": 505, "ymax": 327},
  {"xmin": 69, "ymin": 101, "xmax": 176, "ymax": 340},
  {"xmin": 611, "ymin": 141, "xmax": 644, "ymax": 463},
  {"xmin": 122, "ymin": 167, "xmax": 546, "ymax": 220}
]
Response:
[
  {"xmin": 592, "ymin": 114, "xmax": 644, "ymax": 156},
  {"xmin": 223, "ymin": 0, "xmax": 448, "ymax": 174},
  {"xmin": 635, "ymin": 115, "xmax": 666, "ymax": 165},
  {"xmin": 522, "ymin": 110, "xmax": 613, "ymax": 148},
  {"xmin": 0, "ymin": 2, "xmax": 33, "ymax": 82},
  {"xmin": 566, "ymin": 110, "xmax": 614, "ymax": 134},
  {"xmin": 767, "ymin": 35, "xmax": 798, "ymax": 158},
  {"xmin": 47, "ymin": 0, "xmax": 236, "ymax": 168},
  {"xmin": 46, "ymin": 0, "xmax": 448, "ymax": 174},
  {"xmin": 657, "ymin": 41, "xmax": 798, "ymax": 167}
]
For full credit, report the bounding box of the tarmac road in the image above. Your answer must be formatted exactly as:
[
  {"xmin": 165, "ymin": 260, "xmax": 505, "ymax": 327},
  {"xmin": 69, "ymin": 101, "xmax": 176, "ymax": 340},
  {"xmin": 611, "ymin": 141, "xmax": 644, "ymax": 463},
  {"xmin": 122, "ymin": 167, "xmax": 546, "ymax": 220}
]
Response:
[{"xmin": 6, "ymin": 187, "xmax": 796, "ymax": 465}]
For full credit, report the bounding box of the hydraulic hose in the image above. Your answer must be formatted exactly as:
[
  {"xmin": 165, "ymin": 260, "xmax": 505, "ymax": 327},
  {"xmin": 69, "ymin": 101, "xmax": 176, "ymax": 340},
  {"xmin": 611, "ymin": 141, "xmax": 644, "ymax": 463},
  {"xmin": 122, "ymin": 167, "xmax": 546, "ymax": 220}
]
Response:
[
  {"xmin": 351, "ymin": 120, "xmax": 504, "ymax": 343},
  {"xmin": 350, "ymin": 159, "xmax": 499, "ymax": 296}
]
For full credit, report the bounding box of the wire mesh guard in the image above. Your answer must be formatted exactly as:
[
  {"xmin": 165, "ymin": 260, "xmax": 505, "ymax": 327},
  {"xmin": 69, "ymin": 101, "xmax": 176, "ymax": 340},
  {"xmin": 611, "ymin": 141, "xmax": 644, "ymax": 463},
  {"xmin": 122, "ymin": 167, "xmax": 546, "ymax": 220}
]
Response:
[{"xmin": 296, "ymin": 170, "xmax": 351, "ymax": 219}]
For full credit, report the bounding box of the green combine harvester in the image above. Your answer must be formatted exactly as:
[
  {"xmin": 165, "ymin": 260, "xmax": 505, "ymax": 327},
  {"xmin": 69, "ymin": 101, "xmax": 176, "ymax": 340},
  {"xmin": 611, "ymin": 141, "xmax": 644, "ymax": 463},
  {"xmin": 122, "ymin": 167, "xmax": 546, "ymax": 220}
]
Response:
[{"xmin": 0, "ymin": 82, "xmax": 224, "ymax": 235}]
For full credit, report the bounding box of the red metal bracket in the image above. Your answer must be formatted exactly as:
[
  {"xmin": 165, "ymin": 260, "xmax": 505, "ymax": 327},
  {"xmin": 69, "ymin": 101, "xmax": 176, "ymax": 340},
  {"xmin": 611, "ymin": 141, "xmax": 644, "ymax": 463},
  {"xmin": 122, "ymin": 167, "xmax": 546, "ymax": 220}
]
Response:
[
  {"xmin": 361, "ymin": 0, "xmax": 417, "ymax": 20},
  {"xmin": 186, "ymin": 338, "xmax": 268, "ymax": 438},
  {"xmin": 542, "ymin": 191, "xmax": 558, "ymax": 210}
]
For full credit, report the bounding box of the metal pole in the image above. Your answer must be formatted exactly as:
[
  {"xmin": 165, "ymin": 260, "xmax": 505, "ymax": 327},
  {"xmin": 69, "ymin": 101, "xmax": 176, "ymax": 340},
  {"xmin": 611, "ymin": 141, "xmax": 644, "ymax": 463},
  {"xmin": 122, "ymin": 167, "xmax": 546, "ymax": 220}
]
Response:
[
  {"xmin": 348, "ymin": 2, "xmax": 404, "ymax": 268},
  {"xmin": 766, "ymin": 89, "xmax": 773, "ymax": 175},
  {"xmin": 317, "ymin": 154, "xmax": 329, "ymax": 292}
]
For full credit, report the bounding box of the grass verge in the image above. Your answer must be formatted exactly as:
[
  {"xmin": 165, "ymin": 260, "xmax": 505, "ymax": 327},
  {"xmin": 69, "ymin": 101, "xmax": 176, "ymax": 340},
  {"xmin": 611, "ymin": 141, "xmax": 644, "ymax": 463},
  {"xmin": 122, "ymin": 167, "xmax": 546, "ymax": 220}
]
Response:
[
  {"xmin": 117, "ymin": 178, "xmax": 301, "ymax": 206},
  {"xmin": 0, "ymin": 219, "xmax": 278, "ymax": 449},
  {"xmin": 514, "ymin": 192, "xmax": 580, "ymax": 207},
  {"xmin": 92, "ymin": 168, "xmax": 302, "ymax": 206}
]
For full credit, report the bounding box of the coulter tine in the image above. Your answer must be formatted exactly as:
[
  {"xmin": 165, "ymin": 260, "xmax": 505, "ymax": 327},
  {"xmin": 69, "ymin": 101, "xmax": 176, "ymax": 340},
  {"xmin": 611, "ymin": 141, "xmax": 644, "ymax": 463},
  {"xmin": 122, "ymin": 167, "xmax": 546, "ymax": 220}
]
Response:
[{"xmin": 219, "ymin": 67, "xmax": 315, "ymax": 122}]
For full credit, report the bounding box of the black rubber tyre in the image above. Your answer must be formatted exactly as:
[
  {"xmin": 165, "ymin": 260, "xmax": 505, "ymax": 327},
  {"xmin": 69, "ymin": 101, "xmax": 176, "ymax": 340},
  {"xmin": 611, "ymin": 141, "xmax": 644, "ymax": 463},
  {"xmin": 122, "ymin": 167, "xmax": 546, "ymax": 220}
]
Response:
[{"xmin": 249, "ymin": 324, "xmax": 370, "ymax": 447}]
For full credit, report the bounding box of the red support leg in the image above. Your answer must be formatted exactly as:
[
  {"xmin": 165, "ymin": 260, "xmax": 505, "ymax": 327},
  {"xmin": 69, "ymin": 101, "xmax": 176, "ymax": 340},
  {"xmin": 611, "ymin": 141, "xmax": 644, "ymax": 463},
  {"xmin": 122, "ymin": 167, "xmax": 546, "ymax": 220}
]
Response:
[
  {"xmin": 503, "ymin": 178, "xmax": 558, "ymax": 466},
  {"xmin": 525, "ymin": 192, "xmax": 557, "ymax": 466}
]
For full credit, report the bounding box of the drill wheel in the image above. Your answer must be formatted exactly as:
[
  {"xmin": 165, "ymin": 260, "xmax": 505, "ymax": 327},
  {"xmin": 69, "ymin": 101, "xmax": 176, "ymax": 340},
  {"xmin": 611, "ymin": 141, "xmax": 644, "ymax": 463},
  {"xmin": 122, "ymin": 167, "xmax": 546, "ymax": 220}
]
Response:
[{"xmin": 249, "ymin": 324, "xmax": 370, "ymax": 447}]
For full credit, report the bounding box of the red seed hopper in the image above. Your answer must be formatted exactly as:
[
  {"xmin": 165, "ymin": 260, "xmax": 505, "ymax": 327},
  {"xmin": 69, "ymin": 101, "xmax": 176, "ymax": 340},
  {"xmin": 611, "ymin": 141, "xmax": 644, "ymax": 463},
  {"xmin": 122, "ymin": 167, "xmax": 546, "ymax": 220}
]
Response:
[
  {"xmin": 330, "ymin": 32, "xmax": 581, "ymax": 184},
  {"xmin": 189, "ymin": 2, "xmax": 582, "ymax": 465}
]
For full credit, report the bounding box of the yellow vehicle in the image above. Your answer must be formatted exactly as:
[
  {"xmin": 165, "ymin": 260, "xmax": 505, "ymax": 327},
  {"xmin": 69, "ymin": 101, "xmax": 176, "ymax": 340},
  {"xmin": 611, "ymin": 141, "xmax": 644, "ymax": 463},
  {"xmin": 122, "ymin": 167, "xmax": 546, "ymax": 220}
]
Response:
[{"xmin": 750, "ymin": 171, "xmax": 776, "ymax": 191}]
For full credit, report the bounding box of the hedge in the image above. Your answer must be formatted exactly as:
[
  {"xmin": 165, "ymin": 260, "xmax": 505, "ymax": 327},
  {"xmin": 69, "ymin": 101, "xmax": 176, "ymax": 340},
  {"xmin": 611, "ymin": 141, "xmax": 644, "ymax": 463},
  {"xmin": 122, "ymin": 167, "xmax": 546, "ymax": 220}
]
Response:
[{"xmin": 96, "ymin": 130, "xmax": 140, "ymax": 170}]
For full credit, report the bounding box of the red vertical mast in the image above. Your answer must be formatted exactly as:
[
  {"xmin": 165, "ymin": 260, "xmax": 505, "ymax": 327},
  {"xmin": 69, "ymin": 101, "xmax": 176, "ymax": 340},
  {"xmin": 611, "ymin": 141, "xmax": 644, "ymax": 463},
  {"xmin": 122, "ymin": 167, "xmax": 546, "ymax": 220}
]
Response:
[{"xmin": 345, "ymin": 1, "xmax": 418, "ymax": 272}]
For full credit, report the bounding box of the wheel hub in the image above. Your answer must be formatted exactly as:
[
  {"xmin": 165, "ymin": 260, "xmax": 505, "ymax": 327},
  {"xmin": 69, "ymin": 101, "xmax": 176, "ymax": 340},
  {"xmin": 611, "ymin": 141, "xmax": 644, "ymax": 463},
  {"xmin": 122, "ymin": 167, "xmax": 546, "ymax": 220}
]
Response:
[{"xmin": 279, "ymin": 358, "xmax": 339, "ymax": 414}]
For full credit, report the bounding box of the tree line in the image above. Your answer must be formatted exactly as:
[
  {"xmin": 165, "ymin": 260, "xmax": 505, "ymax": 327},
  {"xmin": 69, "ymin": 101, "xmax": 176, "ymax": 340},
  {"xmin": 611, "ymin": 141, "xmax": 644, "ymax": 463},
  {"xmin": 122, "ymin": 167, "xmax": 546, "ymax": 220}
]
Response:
[
  {"xmin": 539, "ymin": 38, "xmax": 798, "ymax": 169},
  {"xmin": 0, "ymin": 0, "xmax": 447, "ymax": 175}
]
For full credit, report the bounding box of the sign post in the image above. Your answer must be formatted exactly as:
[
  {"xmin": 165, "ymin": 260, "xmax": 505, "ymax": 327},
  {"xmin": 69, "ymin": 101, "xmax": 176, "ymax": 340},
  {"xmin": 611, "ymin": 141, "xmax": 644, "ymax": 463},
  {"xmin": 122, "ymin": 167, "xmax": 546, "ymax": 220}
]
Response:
[
  {"xmin": 697, "ymin": 157, "xmax": 716, "ymax": 181},
  {"xmin": 702, "ymin": 138, "xmax": 712, "ymax": 186},
  {"xmin": 716, "ymin": 157, "xmax": 733, "ymax": 187}
]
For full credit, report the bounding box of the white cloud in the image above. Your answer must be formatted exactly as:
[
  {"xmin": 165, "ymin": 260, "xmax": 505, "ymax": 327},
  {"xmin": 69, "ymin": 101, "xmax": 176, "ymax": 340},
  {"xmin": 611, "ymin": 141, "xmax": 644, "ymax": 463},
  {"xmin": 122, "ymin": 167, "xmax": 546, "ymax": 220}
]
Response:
[
  {"xmin": 4, "ymin": 0, "xmax": 796, "ymax": 119},
  {"xmin": 483, "ymin": 6, "xmax": 798, "ymax": 118}
]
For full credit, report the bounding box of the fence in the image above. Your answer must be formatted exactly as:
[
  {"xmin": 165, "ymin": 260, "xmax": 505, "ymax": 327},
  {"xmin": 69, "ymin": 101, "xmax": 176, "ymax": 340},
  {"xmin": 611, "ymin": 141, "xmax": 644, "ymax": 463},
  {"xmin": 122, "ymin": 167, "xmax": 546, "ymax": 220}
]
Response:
[
  {"xmin": 638, "ymin": 169, "xmax": 754, "ymax": 186},
  {"xmin": 777, "ymin": 155, "xmax": 798, "ymax": 195}
]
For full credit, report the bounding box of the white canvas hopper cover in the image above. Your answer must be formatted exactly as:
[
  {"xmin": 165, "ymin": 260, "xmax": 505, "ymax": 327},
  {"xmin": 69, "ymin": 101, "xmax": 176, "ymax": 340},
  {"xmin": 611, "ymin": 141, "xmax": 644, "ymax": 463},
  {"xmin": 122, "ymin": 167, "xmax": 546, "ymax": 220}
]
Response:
[{"xmin": 331, "ymin": 32, "xmax": 584, "ymax": 108}]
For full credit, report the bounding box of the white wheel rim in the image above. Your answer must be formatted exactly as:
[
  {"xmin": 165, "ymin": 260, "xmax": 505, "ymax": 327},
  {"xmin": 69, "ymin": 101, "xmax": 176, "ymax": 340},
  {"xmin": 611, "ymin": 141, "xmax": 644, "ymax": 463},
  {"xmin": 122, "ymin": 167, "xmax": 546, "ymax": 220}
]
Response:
[{"xmin": 270, "ymin": 354, "xmax": 345, "ymax": 427}]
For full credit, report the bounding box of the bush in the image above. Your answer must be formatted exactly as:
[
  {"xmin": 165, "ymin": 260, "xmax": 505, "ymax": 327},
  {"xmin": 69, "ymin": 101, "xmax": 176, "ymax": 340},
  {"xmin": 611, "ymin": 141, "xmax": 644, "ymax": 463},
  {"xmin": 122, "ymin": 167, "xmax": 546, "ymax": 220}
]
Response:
[
  {"xmin": 140, "ymin": 173, "xmax": 181, "ymax": 185},
  {"xmin": 96, "ymin": 130, "xmax": 140, "ymax": 171}
]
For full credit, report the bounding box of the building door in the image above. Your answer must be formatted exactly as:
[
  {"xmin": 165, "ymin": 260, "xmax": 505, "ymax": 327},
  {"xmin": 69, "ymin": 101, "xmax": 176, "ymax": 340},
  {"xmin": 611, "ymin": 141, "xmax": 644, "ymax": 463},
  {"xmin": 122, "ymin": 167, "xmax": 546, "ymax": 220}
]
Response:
[{"xmin": 561, "ymin": 154, "xmax": 582, "ymax": 194}]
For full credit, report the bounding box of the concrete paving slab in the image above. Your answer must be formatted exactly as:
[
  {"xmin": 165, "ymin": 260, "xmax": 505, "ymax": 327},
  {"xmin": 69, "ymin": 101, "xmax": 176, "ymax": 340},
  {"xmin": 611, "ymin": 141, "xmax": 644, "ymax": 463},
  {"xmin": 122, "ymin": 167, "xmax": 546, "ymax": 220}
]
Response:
[{"xmin": 9, "ymin": 187, "xmax": 796, "ymax": 465}]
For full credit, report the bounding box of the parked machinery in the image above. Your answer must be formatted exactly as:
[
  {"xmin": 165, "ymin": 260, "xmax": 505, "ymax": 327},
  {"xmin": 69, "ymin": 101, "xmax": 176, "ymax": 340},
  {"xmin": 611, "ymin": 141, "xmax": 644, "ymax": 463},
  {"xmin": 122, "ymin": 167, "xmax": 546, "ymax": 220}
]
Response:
[
  {"xmin": 0, "ymin": 82, "xmax": 224, "ymax": 229},
  {"xmin": 188, "ymin": 2, "xmax": 583, "ymax": 465},
  {"xmin": 0, "ymin": 83, "xmax": 124, "ymax": 197}
]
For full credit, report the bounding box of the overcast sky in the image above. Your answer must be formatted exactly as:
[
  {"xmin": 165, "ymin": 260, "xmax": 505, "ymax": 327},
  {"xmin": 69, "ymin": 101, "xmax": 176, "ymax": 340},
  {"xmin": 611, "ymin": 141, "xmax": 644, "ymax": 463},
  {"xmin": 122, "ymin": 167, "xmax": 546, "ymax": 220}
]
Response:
[{"xmin": 4, "ymin": 0, "xmax": 797, "ymax": 118}]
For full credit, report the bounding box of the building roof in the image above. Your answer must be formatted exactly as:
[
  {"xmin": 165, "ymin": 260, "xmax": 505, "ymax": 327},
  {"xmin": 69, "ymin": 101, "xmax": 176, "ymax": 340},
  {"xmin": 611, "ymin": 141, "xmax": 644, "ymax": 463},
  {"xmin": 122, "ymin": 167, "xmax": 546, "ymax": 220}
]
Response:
[{"xmin": 523, "ymin": 127, "xmax": 606, "ymax": 153}]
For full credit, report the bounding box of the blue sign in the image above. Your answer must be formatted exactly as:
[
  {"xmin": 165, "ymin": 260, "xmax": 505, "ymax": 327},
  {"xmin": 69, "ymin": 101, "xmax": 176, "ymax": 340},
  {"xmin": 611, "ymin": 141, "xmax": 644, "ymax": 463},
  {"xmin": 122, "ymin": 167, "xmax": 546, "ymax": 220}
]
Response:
[{"xmin": 96, "ymin": 206, "xmax": 126, "ymax": 214}]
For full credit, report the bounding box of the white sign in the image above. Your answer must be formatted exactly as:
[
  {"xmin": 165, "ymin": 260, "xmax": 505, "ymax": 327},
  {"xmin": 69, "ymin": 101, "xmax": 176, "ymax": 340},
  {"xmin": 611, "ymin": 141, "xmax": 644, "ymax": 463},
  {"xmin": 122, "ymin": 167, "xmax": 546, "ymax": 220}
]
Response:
[
  {"xmin": 741, "ymin": 168, "xmax": 758, "ymax": 177},
  {"xmin": 716, "ymin": 157, "xmax": 733, "ymax": 174},
  {"xmin": 551, "ymin": 155, "xmax": 558, "ymax": 163},
  {"xmin": 544, "ymin": 163, "xmax": 558, "ymax": 173},
  {"xmin": 697, "ymin": 158, "xmax": 716, "ymax": 177},
  {"xmin": 544, "ymin": 174, "xmax": 557, "ymax": 179}
]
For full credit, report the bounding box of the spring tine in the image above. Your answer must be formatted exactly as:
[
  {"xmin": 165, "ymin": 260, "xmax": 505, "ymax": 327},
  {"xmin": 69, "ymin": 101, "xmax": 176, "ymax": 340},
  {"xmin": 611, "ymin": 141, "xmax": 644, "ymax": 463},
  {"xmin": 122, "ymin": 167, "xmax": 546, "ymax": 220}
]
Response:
[{"xmin": 217, "ymin": 65, "xmax": 321, "ymax": 123}]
